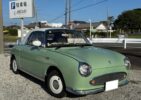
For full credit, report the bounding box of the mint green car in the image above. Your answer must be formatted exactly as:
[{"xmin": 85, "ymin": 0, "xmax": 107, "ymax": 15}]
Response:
[{"xmin": 10, "ymin": 28, "xmax": 130, "ymax": 98}]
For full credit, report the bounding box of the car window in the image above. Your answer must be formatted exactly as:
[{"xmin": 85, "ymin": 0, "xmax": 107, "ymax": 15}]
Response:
[
  {"xmin": 46, "ymin": 30, "xmax": 87, "ymax": 47},
  {"xmin": 26, "ymin": 31, "xmax": 45, "ymax": 47},
  {"xmin": 46, "ymin": 30, "xmax": 67, "ymax": 44}
]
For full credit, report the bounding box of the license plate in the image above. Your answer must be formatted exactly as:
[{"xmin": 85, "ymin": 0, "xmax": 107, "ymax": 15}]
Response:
[{"xmin": 105, "ymin": 80, "xmax": 118, "ymax": 91}]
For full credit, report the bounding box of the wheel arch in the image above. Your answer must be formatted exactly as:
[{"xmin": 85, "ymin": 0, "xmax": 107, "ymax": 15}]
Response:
[
  {"xmin": 11, "ymin": 54, "xmax": 16, "ymax": 60},
  {"xmin": 45, "ymin": 66, "xmax": 66, "ymax": 87},
  {"xmin": 10, "ymin": 54, "xmax": 16, "ymax": 69}
]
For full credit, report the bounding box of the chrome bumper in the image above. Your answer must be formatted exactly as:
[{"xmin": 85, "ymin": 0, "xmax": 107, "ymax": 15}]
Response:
[{"xmin": 66, "ymin": 80, "xmax": 129, "ymax": 95}]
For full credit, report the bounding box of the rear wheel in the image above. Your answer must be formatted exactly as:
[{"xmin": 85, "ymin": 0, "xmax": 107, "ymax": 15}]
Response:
[
  {"xmin": 11, "ymin": 58, "xmax": 19, "ymax": 74},
  {"xmin": 46, "ymin": 70, "xmax": 66, "ymax": 98}
]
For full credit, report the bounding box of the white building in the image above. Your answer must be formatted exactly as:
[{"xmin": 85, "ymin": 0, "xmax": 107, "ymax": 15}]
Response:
[{"xmin": 48, "ymin": 23, "xmax": 63, "ymax": 28}]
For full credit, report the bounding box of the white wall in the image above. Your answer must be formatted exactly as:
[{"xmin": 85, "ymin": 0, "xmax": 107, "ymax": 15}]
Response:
[{"xmin": 18, "ymin": 29, "xmax": 30, "ymax": 38}]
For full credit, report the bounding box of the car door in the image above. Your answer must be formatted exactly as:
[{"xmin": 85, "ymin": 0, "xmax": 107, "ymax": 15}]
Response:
[{"xmin": 20, "ymin": 31, "xmax": 48, "ymax": 80}]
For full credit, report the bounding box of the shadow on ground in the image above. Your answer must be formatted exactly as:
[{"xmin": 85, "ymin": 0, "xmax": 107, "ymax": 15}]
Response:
[{"xmin": 18, "ymin": 71, "xmax": 85, "ymax": 98}]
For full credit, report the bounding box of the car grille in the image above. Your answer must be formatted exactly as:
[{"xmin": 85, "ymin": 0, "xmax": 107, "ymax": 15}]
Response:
[{"xmin": 90, "ymin": 72, "xmax": 127, "ymax": 85}]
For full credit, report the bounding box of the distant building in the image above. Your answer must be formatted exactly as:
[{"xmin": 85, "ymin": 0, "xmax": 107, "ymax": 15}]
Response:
[
  {"xmin": 48, "ymin": 23, "xmax": 63, "ymax": 28},
  {"xmin": 69, "ymin": 20, "xmax": 110, "ymax": 32}
]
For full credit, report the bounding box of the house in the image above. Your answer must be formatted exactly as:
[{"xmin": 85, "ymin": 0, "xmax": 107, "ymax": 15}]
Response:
[
  {"xmin": 69, "ymin": 20, "xmax": 109, "ymax": 32},
  {"xmin": 93, "ymin": 22, "xmax": 108, "ymax": 32}
]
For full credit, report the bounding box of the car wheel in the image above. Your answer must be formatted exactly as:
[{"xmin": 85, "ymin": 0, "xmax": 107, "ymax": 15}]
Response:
[
  {"xmin": 11, "ymin": 58, "xmax": 19, "ymax": 74},
  {"xmin": 46, "ymin": 70, "xmax": 66, "ymax": 98}
]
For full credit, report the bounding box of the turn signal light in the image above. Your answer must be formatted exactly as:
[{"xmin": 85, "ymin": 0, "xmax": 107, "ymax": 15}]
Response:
[{"xmin": 90, "ymin": 80, "xmax": 96, "ymax": 85}]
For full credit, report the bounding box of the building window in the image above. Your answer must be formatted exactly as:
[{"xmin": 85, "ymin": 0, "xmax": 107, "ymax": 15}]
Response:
[
  {"xmin": 20, "ymin": 2, "xmax": 23, "ymax": 7},
  {"xmin": 16, "ymin": 3, "xmax": 19, "ymax": 7},
  {"xmin": 24, "ymin": 2, "xmax": 27, "ymax": 7},
  {"xmin": 11, "ymin": 2, "xmax": 16, "ymax": 9}
]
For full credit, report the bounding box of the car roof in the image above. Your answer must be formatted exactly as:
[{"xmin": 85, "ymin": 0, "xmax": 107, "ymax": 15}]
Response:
[{"xmin": 32, "ymin": 28, "xmax": 67, "ymax": 32}]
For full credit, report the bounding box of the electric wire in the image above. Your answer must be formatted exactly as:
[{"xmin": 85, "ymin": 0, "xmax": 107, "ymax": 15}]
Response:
[
  {"xmin": 72, "ymin": 0, "xmax": 108, "ymax": 13},
  {"xmin": 49, "ymin": 0, "xmax": 108, "ymax": 22},
  {"xmin": 73, "ymin": 0, "xmax": 84, "ymax": 7}
]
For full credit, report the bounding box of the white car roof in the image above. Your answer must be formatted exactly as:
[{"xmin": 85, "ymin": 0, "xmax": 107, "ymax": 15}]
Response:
[
  {"xmin": 21, "ymin": 28, "xmax": 67, "ymax": 45},
  {"xmin": 31, "ymin": 28, "xmax": 67, "ymax": 31}
]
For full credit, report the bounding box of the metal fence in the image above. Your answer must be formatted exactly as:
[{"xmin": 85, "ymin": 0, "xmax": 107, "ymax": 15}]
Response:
[{"xmin": 91, "ymin": 38, "xmax": 141, "ymax": 49}]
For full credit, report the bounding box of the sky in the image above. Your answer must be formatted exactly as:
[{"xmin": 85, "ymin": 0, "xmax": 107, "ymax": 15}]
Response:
[{"xmin": 2, "ymin": 0, "xmax": 141, "ymax": 26}]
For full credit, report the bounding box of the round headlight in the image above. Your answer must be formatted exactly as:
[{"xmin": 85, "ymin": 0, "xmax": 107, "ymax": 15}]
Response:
[
  {"xmin": 79, "ymin": 63, "xmax": 92, "ymax": 77},
  {"xmin": 124, "ymin": 57, "xmax": 131, "ymax": 69}
]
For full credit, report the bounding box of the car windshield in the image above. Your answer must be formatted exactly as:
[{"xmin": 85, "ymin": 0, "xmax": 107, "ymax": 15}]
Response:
[{"xmin": 46, "ymin": 29, "xmax": 92, "ymax": 47}]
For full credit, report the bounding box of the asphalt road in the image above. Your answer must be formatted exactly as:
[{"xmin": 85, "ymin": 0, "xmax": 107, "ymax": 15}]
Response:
[
  {"xmin": 0, "ymin": 53, "xmax": 141, "ymax": 100},
  {"xmin": 93, "ymin": 43, "xmax": 141, "ymax": 57}
]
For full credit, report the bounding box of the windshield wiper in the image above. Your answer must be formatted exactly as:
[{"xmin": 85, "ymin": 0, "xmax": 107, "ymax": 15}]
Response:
[
  {"xmin": 51, "ymin": 43, "xmax": 93, "ymax": 49},
  {"xmin": 79, "ymin": 44, "xmax": 93, "ymax": 48}
]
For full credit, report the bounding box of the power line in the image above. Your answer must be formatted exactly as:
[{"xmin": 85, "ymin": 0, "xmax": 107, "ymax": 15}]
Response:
[
  {"xmin": 48, "ymin": 0, "xmax": 108, "ymax": 23},
  {"xmin": 73, "ymin": 0, "xmax": 84, "ymax": 7},
  {"xmin": 72, "ymin": 0, "xmax": 108, "ymax": 13},
  {"xmin": 48, "ymin": 14, "xmax": 64, "ymax": 23}
]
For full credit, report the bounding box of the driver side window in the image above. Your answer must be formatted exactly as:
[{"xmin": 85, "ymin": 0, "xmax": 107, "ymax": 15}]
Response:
[{"xmin": 26, "ymin": 31, "xmax": 45, "ymax": 47}]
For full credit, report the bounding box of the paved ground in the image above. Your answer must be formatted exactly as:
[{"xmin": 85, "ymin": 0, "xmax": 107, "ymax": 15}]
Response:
[{"xmin": 0, "ymin": 54, "xmax": 141, "ymax": 100}]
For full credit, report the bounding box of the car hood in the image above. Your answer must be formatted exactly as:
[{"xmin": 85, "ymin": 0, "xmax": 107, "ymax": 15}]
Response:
[{"xmin": 52, "ymin": 46, "xmax": 125, "ymax": 69}]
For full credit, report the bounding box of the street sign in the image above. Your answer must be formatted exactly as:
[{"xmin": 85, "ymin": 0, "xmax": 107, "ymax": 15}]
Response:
[{"xmin": 9, "ymin": 0, "xmax": 35, "ymax": 18}]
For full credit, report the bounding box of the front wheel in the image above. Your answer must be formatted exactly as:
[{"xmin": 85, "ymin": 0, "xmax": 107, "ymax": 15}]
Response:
[
  {"xmin": 46, "ymin": 70, "xmax": 66, "ymax": 98},
  {"xmin": 11, "ymin": 58, "xmax": 19, "ymax": 74}
]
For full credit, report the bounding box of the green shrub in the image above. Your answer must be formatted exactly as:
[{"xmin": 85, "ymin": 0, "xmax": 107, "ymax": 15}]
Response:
[{"xmin": 8, "ymin": 29, "xmax": 18, "ymax": 36}]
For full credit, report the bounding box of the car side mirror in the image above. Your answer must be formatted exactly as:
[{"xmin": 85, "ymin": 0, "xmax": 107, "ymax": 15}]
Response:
[{"xmin": 32, "ymin": 40, "xmax": 41, "ymax": 47}]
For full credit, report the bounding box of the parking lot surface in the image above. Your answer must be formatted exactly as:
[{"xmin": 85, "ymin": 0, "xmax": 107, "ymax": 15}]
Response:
[{"xmin": 0, "ymin": 54, "xmax": 141, "ymax": 100}]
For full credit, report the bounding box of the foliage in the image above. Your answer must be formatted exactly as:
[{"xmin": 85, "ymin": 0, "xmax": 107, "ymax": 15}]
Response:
[
  {"xmin": 114, "ymin": 8, "xmax": 141, "ymax": 32},
  {"xmin": 4, "ymin": 35, "xmax": 18, "ymax": 42},
  {"xmin": 94, "ymin": 32, "xmax": 107, "ymax": 38},
  {"xmin": 7, "ymin": 29, "xmax": 18, "ymax": 36},
  {"xmin": 128, "ymin": 34, "xmax": 141, "ymax": 38}
]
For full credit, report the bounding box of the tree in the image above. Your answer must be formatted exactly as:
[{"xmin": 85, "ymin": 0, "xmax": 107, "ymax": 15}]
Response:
[{"xmin": 114, "ymin": 8, "xmax": 141, "ymax": 33}]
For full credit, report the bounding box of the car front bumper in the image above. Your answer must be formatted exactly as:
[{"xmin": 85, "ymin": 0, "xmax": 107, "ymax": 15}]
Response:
[{"xmin": 66, "ymin": 79, "xmax": 128, "ymax": 95}]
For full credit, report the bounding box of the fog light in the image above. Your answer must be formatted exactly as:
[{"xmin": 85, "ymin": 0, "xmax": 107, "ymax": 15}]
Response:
[{"xmin": 90, "ymin": 80, "xmax": 96, "ymax": 85}]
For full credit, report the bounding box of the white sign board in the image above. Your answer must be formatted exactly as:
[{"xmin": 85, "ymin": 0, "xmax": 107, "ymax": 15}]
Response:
[{"xmin": 9, "ymin": 0, "xmax": 35, "ymax": 18}]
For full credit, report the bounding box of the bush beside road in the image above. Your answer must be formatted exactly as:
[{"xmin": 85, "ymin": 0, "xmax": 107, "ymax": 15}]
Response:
[
  {"xmin": 0, "ymin": 54, "xmax": 141, "ymax": 100},
  {"xmin": 4, "ymin": 35, "xmax": 18, "ymax": 42}
]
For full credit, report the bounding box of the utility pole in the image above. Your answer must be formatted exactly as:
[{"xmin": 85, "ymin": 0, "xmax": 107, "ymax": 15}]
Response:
[
  {"xmin": 65, "ymin": 0, "xmax": 71, "ymax": 28},
  {"xmin": 65, "ymin": 0, "xmax": 68, "ymax": 26},
  {"xmin": 0, "ymin": 0, "xmax": 3, "ymax": 54},
  {"xmin": 89, "ymin": 19, "xmax": 92, "ymax": 39},
  {"xmin": 21, "ymin": 18, "xmax": 24, "ymax": 41},
  {"xmin": 68, "ymin": 0, "xmax": 71, "ymax": 24},
  {"xmin": 34, "ymin": 0, "xmax": 38, "ymax": 28},
  {"xmin": 68, "ymin": 0, "xmax": 72, "ymax": 29},
  {"xmin": 107, "ymin": 7, "xmax": 110, "ymax": 38}
]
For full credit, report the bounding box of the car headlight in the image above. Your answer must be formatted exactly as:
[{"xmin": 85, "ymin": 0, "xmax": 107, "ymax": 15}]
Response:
[
  {"xmin": 124, "ymin": 57, "xmax": 131, "ymax": 70},
  {"xmin": 79, "ymin": 62, "xmax": 92, "ymax": 77}
]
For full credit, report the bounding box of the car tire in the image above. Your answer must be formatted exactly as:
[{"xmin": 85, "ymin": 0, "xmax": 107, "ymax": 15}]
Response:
[
  {"xmin": 11, "ymin": 58, "xmax": 19, "ymax": 74},
  {"xmin": 46, "ymin": 70, "xmax": 66, "ymax": 98}
]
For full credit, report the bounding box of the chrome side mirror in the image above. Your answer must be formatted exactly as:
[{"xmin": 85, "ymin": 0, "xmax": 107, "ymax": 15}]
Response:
[{"xmin": 32, "ymin": 40, "xmax": 41, "ymax": 47}]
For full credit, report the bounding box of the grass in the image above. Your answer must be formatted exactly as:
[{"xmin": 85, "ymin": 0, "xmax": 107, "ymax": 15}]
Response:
[{"xmin": 128, "ymin": 34, "xmax": 141, "ymax": 38}]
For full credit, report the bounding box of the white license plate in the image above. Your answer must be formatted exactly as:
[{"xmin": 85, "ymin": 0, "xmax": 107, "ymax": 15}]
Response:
[{"xmin": 105, "ymin": 80, "xmax": 119, "ymax": 91}]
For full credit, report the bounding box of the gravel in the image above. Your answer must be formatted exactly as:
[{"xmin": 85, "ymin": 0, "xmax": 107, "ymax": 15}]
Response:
[{"xmin": 0, "ymin": 54, "xmax": 141, "ymax": 100}]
